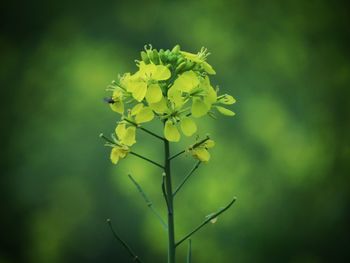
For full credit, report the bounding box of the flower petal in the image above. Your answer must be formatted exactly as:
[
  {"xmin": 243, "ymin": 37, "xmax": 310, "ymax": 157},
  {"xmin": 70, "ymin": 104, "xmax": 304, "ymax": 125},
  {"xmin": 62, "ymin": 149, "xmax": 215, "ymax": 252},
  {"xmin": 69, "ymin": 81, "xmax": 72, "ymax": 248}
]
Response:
[
  {"xmin": 152, "ymin": 65, "xmax": 171, "ymax": 80},
  {"xmin": 205, "ymin": 139, "xmax": 215, "ymax": 148},
  {"xmin": 149, "ymin": 96, "xmax": 168, "ymax": 114},
  {"xmin": 180, "ymin": 117, "xmax": 197, "ymax": 136},
  {"xmin": 129, "ymin": 81, "xmax": 147, "ymax": 102},
  {"xmin": 110, "ymin": 148, "xmax": 121, "ymax": 164},
  {"xmin": 135, "ymin": 107, "xmax": 154, "ymax": 123},
  {"xmin": 171, "ymin": 71, "xmax": 199, "ymax": 93},
  {"xmin": 164, "ymin": 120, "xmax": 180, "ymax": 142},
  {"xmin": 131, "ymin": 103, "xmax": 144, "ymax": 115},
  {"xmin": 110, "ymin": 101, "xmax": 124, "ymax": 114},
  {"xmin": 115, "ymin": 123, "xmax": 126, "ymax": 140},
  {"xmin": 192, "ymin": 148, "xmax": 210, "ymax": 162},
  {"xmin": 216, "ymin": 106, "xmax": 235, "ymax": 116},
  {"xmin": 191, "ymin": 98, "xmax": 210, "ymax": 117},
  {"xmin": 146, "ymin": 83, "xmax": 163, "ymax": 104},
  {"xmin": 121, "ymin": 126, "xmax": 136, "ymax": 146}
]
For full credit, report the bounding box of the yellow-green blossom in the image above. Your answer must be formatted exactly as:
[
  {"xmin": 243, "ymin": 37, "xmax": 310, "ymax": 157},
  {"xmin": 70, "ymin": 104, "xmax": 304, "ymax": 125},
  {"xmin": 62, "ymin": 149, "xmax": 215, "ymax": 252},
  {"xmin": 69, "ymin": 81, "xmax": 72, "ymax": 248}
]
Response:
[
  {"xmin": 115, "ymin": 123, "xmax": 136, "ymax": 146},
  {"xmin": 164, "ymin": 117, "xmax": 197, "ymax": 142},
  {"xmin": 126, "ymin": 62, "xmax": 171, "ymax": 103},
  {"xmin": 168, "ymin": 71, "xmax": 217, "ymax": 117},
  {"xmin": 188, "ymin": 139, "xmax": 215, "ymax": 162},
  {"xmin": 109, "ymin": 89, "xmax": 124, "ymax": 114},
  {"xmin": 110, "ymin": 145, "xmax": 130, "ymax": 164}
]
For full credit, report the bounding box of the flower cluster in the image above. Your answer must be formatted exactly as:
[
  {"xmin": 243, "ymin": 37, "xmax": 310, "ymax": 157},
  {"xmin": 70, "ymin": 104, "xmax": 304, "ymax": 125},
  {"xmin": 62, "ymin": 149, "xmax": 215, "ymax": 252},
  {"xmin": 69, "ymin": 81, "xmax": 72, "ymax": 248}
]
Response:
[{"xmin": 104, "ymin": 45, "xmax": 235, "ymax": 164}]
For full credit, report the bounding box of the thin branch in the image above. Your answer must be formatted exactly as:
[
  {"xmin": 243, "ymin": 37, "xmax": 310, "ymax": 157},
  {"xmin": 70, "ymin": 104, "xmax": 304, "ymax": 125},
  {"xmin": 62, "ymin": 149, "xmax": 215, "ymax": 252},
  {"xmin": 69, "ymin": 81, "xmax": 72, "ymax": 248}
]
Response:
[
  {"xmin": 123, "ymin": 118, "xmax": 165, "ymax": 141},
  {"xmin": 173, "ymin": 161, "xmax": 201, "ymax": 197},
  {"xmin": 130, "ymin": 151, "xmax": 165, "ymax": 169},
  {"xmin": 99, "ymin": 133, "xmax": 118, "ymax": 145},
  {"xmin": 128, "ymin": 174, "xmax": 168, "ymax": 230},
  {"xmin": 175, "ymin": 197, "xmax": 237, "ymax": 247},
  {"xmin": 107, "ymin": 219, "xmax": 144, "ymax": 263},
  {"xmin": 187, "ymin": 239, "xmax": 192, "ymax": 263},
  {"xmin": 168, "ymin": 136, "xmax": 210, "ymax": 161}
]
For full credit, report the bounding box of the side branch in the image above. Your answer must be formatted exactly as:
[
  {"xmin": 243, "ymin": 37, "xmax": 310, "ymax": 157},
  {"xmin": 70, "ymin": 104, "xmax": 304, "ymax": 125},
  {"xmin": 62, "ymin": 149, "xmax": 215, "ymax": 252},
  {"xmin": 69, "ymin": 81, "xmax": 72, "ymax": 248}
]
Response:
[
  {"xmin": 168, "ymin": 136, "xmax": 210, "ymax": 161},
  {"xmin": 173, "ymin": 161, "xmax": 201, "ymax": 197},
  {"xmin": 107, "ymin": 219, "xmax": 144, "ymax": 263},
  {"xmin": 130, "ymin": 151, "xmax": 165, "ymax": 169},
  {"xmin": 128, "ymin": 174, "xmax": 168, "ymax": 230},
  {"xmin": 175, "ymin": 197, "xmax": 237, "ymax": 247},
  {"xmin": 123, "ymin": 118, "xmax": 165, "ymax": 141}
]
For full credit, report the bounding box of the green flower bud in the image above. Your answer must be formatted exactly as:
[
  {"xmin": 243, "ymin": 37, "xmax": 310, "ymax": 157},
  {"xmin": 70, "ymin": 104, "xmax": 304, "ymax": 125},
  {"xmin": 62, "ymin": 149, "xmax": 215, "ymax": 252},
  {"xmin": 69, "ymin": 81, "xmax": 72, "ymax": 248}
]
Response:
[
  {"xmin": 151, "ymin": 49, "xmax": 160, "ymax": 64},
  {"xmin": 140, "ymin": 51, "xmax": 150, "ymax": 64},
  {"xmin": 176, "ymin": 57, "xmax": 185, "ymax": 65},
  {"xmin": 183, "ymin": 61, "xmax": 195, "ymax": 71},
  {"xmin": 175, "ymin": 61, "xmax": 186, "ymax": 74},
  {"xmin": 168, "ymin": 53, "xmax": 177, "ymax": 63},
  {"xmin": 172, "ymin": 44, "xmax": 181, "ymax": 53}
]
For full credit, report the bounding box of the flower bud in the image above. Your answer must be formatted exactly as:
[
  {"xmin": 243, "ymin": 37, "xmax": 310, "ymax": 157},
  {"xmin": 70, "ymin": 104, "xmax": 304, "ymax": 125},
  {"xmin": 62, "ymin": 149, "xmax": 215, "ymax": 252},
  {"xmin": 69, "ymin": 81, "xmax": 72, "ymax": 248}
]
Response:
[
  {"xmin": 151, "ymin": 49, "xmax": 160, "ymax": 64},
  {"xmin": 175, "ymin": 61, "xmax": 186, "ymax": 74},
  {"xmin": 176, "ymin": 57, "xmax": 185, "ymax": 65},
  {"xmin": 140, "ymin": 51, "xmax": 150, "ymax": 64},
  {"xmin": 183, "ymin": 61, "xmax": 195, "ymax": 71},
  {"xmin": 172, "ymin": 44, "xmax": 181, "ymax": 53}
]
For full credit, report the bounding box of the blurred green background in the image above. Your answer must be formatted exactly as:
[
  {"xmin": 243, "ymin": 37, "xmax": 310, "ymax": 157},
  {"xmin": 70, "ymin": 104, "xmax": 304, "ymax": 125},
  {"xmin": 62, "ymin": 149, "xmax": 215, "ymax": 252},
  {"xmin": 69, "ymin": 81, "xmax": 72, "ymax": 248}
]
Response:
[{"xmin": 1, "ymin": 0, "xmax": 349, "ymax": 262}]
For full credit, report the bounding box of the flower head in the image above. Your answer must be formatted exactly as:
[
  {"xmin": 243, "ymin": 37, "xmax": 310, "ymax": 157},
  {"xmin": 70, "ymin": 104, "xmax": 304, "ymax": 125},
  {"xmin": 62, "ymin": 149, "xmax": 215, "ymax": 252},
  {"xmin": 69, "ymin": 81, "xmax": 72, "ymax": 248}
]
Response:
[{"xmin": 188, "ymin": 139, "xmax": 215, "ymax": 162}]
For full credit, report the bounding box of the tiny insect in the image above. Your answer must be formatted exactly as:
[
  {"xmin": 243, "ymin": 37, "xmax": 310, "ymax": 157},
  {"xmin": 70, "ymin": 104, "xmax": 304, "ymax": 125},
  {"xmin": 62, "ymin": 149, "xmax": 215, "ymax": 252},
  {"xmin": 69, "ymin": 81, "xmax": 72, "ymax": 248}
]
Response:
[{"xmin": 103, "ymin": 97, "xmax": 115, "ymax": 104}]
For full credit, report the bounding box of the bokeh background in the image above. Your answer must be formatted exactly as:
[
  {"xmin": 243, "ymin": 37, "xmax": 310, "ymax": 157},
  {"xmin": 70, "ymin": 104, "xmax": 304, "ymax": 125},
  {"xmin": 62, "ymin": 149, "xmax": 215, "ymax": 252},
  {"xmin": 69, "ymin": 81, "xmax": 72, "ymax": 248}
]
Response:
[{"xmin": 1, "ymin": 0, "xmax": 350, "ymax": 262}]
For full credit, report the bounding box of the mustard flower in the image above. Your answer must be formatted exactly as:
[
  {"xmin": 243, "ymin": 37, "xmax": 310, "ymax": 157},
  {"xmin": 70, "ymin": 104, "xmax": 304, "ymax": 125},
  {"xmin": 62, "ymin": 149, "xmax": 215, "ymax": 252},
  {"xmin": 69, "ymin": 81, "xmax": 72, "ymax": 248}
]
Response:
[
  {"xmin": 126, "ymin": 62, "xmax": 171, "ymax": 103},
  {"xmin": 188, "ymin": 139, "xmax": 215, "ymax": 162}
]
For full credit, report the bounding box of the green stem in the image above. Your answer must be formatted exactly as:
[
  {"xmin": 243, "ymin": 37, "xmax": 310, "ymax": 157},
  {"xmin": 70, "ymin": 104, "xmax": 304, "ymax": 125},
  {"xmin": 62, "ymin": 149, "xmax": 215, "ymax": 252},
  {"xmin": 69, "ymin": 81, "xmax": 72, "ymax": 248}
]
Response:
[
  {"xmin": 168, "ymin": 136, "xmax": 210, "ymax": 161},
  {"xmin": 173, "ymin": 161, "xmax": 201, "ymax": 197},
  {"xmin": 107, "ymin": 219, "xmax": 144, "ymax": 263},
  {"xmin": 176, "ymin": 197, "xmax": 237, "ymax": 247},
  {"xmin": 164, "ymin": 139, "xmax": 176, "ymax": 263},
  {"xmin": 128, "ymin": 174, "xmax": 168, "ymax": 230},
  {"xmin": 123, "ymin": 118, "xmax": 165, "ymax": 141},
  {"xmin": 130, "ymin": 151, "xmax": 165, "ymax": 169}
]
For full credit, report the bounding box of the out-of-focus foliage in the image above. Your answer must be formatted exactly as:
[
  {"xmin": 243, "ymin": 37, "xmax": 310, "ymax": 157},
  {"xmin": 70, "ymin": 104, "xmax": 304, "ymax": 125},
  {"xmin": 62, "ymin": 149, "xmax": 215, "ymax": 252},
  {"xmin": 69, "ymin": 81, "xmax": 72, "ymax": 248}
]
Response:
[{"xmin": 1, "ymin": 0, "xmax": 349, "ymax": 262}]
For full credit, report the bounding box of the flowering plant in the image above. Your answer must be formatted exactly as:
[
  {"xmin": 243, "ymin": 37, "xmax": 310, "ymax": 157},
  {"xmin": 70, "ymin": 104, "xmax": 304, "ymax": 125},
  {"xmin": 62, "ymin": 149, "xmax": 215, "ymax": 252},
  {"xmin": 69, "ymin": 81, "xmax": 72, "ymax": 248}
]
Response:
[{"xmin": 101, "ymin": 45, "xmax": 236, "ymax": 263}]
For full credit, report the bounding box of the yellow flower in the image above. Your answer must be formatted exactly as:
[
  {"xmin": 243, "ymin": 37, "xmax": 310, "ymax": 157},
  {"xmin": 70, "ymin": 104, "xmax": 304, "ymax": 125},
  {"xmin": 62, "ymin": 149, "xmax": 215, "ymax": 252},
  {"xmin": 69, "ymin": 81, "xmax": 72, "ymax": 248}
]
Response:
[
  {"xmin": 164, "ymin": 117, "xmax": 197, "ymax": 142},
  {"xmin": 180, "ymin": 47, "xmax": 216, "ymax": 75},
  {"xmin": 109, "ymin": 89, "xmax": 124, "ymax": 114},
  {"xmin": 126, "ymin": 62, "xmax": 171, "ymax": 103},
  {"xmin": 188, "ymin": 139, "xmax": 215, "ymax": 162},
  {"xmin": 168, "ymin": 71, "xmax": 217, "ymax": 117},
  {"xmin": 129, "ymin": 103, "xmax": 155, "ymax": 124},
  {"xmin": 214, "ymin": 94, "xmax": 236, "ymax": 116},
  {"xmin": 115, "ymin": 123, "xmax": 136, "ymax": 146},
  {"xmin": 110, "ymin": 145, "xmax": 130, "ymax": 164}
]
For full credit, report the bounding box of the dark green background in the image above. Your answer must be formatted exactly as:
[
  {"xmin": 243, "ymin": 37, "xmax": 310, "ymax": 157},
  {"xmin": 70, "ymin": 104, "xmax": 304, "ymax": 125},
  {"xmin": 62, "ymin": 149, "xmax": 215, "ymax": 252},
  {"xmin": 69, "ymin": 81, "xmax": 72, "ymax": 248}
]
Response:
[{"xmin": 1, "ymin": 0, "xmax": 349, "ymax": 262}]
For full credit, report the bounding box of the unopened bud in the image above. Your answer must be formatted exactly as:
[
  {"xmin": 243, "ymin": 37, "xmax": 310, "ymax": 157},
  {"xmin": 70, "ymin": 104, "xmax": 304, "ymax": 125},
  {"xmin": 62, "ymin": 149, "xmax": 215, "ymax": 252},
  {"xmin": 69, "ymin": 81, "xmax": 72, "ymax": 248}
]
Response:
[
  {"xmin": 140, "ymin": 51, "xmax": 150, "ymax": 64},
  {"xmin": 172, "ymin": 44, "xmax": 180, "ymax": 53},
  {"xmin": 151, "ymin": 49, "xmax": 160, "ymax": 64}
]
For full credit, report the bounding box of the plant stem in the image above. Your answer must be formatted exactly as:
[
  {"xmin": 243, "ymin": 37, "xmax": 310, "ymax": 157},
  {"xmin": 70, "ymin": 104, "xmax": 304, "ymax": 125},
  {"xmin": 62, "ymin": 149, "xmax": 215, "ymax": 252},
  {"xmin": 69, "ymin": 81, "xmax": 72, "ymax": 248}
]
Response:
[
  {"xmin": 123, "ymin": 118, "xmax": 165, "ymax": 141},
  {"xmin": 130, "ymin": 151, "xmax": 165, "ymax": 169},
  {"xmin": 176, "ymin": 197, "xmax": 237, "ymax": 247},
  {"xmin": 164, "ymin": 139, "xmax": 176, "ymax": 263},
  {"xmin": 107, "ymin": 219, "xmax": 144, "ymax": 263},
  {"xmin": 173, "ymin": 161, "xmax": 201, "ymax": 197},
  {"xmin": 128, "ymin": 174, "xmax": 168, "ymax": 230}
]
